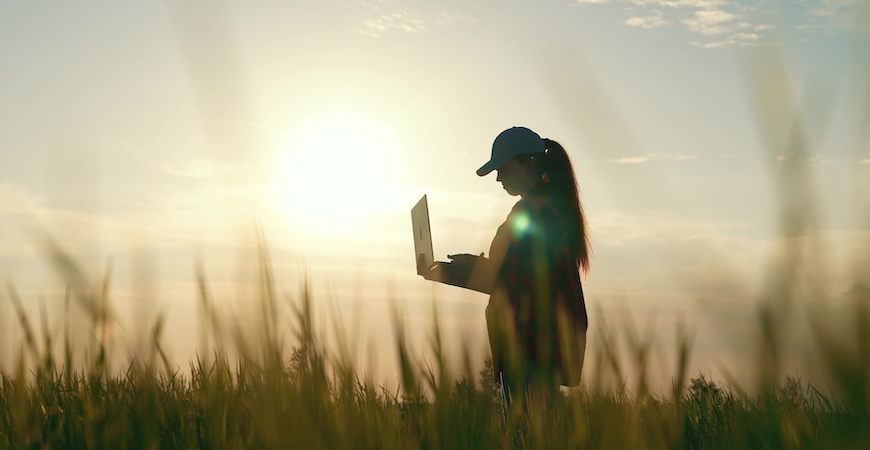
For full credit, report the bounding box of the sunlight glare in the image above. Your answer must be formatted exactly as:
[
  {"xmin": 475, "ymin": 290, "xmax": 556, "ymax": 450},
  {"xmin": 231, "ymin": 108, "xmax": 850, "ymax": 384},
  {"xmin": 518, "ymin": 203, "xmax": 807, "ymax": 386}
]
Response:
[{"xmin": 272, "ymin": 110, "xmax": 405, "ymax": 237}]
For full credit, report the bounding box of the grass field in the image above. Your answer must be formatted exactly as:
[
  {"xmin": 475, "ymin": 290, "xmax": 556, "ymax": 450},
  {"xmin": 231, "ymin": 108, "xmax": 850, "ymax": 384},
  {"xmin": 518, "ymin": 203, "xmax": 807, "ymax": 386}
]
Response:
[{"xmin": 1, "ymin": 239, "xmax": 869, "ymax": 449}]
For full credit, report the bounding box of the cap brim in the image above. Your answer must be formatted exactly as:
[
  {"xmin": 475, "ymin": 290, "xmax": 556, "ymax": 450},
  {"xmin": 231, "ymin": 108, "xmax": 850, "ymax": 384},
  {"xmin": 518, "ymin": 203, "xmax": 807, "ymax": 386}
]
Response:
[
  {"xmin": 476, "ymin": 161, "xmax": 497, "ymax": 176},
  {"xmin": 476, "ymin": 155, "xmax": 509, "ymax": 176}
]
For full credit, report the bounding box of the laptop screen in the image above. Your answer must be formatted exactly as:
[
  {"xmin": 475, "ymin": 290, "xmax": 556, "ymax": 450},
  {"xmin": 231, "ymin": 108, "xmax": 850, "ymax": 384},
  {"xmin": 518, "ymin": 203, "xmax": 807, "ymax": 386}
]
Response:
[{"xmin": 411, "ymin": 195, "xmax": 434, "ymax": 275}]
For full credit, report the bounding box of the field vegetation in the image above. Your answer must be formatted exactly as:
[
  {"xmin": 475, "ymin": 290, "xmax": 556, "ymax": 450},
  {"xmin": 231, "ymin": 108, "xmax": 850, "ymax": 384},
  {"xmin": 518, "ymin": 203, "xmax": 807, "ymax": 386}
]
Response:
[{"xmin": 1, "ymin": 234, "xmax": 868, "ymax": 449}]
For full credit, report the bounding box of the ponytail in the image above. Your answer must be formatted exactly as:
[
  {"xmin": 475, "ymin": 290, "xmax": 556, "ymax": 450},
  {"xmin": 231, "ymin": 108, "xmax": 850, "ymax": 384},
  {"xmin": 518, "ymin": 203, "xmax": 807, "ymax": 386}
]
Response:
[{"xmin": 540, "ymin": 138, "xmax": 591, "ymax": 275}]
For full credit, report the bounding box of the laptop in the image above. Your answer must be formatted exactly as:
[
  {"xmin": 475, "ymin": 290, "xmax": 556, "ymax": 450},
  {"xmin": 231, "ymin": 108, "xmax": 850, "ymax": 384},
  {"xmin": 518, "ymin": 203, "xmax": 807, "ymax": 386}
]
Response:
[
  {"xmin": 411, "ymin": 195, "xmax": 436, "ymax": 275},
  {"xmin": 411, "ymin": 195, "xmax": 486, "ymax": 292}
]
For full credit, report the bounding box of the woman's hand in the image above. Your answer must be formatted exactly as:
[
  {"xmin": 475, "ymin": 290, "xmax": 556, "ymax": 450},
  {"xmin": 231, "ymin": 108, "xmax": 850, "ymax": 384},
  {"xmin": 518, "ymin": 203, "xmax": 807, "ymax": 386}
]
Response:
[
  {"xmin": 418, "ymin": 252, "xmax": 493, "ymax": 295},
  {"xmin": 447, "ymin": 252, "xmax": 485, "ymax": 268}
]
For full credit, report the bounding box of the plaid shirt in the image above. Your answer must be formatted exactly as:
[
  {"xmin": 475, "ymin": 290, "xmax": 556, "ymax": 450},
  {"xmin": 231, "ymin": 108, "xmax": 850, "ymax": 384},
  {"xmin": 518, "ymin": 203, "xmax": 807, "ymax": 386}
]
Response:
[{"xmin": 486, "ymin": 187, "xmax": 587, "ymax": 383}]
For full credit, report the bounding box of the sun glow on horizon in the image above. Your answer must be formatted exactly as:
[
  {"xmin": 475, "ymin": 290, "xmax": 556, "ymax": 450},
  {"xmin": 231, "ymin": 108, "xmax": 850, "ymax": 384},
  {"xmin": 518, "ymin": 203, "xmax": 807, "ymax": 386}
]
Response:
[{"xmin": 272, "ymin": 110, "xmax": 409, "ymax": 237}]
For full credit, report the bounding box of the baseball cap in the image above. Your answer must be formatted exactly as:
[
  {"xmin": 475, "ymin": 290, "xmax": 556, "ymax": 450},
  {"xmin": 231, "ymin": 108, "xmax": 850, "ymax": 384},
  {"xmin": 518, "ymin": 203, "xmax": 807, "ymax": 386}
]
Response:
[{"xmin": 476, "ymin": 126, "xmax": 545, "ymax": 176}]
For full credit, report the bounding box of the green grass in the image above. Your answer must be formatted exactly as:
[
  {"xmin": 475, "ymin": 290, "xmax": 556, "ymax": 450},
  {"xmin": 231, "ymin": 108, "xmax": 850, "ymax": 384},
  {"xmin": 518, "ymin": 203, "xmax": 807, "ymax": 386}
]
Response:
[{"xmin": 1, "ymin": 239, "xmax": 869, "ymax": 449}]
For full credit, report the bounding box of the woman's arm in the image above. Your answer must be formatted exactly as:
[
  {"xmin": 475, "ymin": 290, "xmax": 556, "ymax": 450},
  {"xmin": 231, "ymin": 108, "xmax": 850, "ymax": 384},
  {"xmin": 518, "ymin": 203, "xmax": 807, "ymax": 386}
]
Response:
[
  {"xmin": 418, "ymin": 254, "xmax": 496, "ymax": 295},
  {"xmin": 463, "ymin": 255, "xmax": 497, "ymax": 294},
  {"xmin": 418, "ymin": 213, "xmax": 514, "ymax": 295}
]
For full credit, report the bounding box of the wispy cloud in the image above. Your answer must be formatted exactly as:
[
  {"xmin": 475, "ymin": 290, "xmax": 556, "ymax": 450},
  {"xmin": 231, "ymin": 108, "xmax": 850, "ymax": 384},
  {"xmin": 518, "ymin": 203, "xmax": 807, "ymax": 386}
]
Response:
[
  {"xmin": 734, "ymin": 32, "xmax": 760, "ymax": 40},
  {"xmin": 357, "ymin": 0, "xmax": 466, "ymax": 36},
  {"xmin": 772, "ymin": 153, "xmax": 847, "ymax": 165},
  {"xmin": 806, "ymin": 0, "xmax": 861, "ymax": 19},
  {"xmin": 776, "ymin": 152, "xmax": 795, "ymax": 162},
  {"xmin": 436, "ymin": 12, "xmax": 471, "ymax": 25},
  {"xmin": 692, "ymin": 33, "xmax": 764, "ymax": 48},
  {"xmin": 631, "ymin": 0, "xmax": 727, "ymax": 8},
  {"xmin": 575, "ymin": 0, "xmax": 861, "ymax": 47},
  {"xmin": 860, "ymin": 159, "xmax": 870, "ymax": 165},
  {"xmin": 794, "ymin": 0, "xmax": 865, "ymax": 32},
  {"xmin": 808, "ymin": 154, "xmax": 838, "ymax": 165},
  {"xmin": 626, "ymin": 11, "xmax": 669, "ymax": 28},
  {"xmin": 613, "ymin": 155, "xmax": 653, "ymax": 164},
  {"xmin": 683, "ymin": 9, "xmax": 739, "ymax": 35},
  {"xmin": 596, "ymin": 153, "xmax": 699, "ymax": 164},
  {"xmin": 360, "ymin": 12, "xmax": 426, "ymax": 36}
]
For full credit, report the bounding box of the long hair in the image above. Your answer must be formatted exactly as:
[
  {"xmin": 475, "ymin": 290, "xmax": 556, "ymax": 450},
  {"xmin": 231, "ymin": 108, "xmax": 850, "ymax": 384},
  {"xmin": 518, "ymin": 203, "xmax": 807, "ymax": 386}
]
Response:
[{"xmin": 537, "ymin": 138, "xmax": 591, "ymax": 274}]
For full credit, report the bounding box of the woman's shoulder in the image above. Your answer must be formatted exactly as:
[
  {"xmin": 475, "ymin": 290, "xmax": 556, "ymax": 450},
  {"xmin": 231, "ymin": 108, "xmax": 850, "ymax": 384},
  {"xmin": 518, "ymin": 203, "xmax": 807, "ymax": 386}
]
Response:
[
  {"xmin": 502, "ymin": 195, "xmax": 558, "ymax": 240},
  {"xmin": 514, "ymin": 194, "xmax": 570, "ymax": 244},
  {"xmin": 510, "ymin": 191, "xmax": 560, "ymax": 220},
  {"xmin": 506, "ymin": 196, "xmax": 540, "ymax": 225}
]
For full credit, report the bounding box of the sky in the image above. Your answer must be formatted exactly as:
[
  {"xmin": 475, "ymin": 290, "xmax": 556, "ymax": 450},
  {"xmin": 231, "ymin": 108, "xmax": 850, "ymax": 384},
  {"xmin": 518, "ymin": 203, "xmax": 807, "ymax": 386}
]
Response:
[{"xmin": 1, "ymin": 0, "xmax": 868, "ymax": 390}]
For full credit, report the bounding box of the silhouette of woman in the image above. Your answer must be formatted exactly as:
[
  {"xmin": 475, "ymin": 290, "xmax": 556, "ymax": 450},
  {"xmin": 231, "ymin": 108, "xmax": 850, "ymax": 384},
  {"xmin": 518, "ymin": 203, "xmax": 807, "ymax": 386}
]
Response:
[{"xmin": 419, "ymin": 126, "xmax": 591, "ymax": 406}]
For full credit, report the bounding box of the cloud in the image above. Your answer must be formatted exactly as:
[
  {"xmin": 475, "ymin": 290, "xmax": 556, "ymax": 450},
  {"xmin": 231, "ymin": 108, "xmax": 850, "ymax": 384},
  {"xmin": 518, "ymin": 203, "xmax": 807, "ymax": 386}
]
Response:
[
  {"xmin": 692, "ymin": 37, "xmax": 762, "ymax": 48},
  {"xmin": 612, "ymin": 155, "xmax": 653, "ymax": 164},
  {"xmin": 593, "ymin": 0, "xmax": 751, "ymax": 45},
  {"xmin": 631, "ymin": 0, "xmax": 727, "ymax": 8},
  {"xmin": 683, "ymin": 9, "xmax": 739, "ymax": 35},
  {"xmin": 733, "ymin": 32, "xmax": 760, "ymax": 40},
  {"xmin": 360, "ymin": 12, "xmax": 426, "ymax": 36},
  {"xmin": 357, "ymin": 0, "xmax": 467, "ymax": 36},
  {"xmin": 573, "ymin": 0, "xmax": 857, "ymax": 47},
  {"xmin": 735, "ymin": 22, "xmax": 774, "ymax": 32},
  {"xmin": 436, "ymin": 12, "xmax": 471, "ymax": 25},
  {"xmin": 861, "ymin": 159, "xmax": 870, "ymax": 164},
  {"xmin": 808, "ymin": 154, "xmax": 837, "ymax": 165},
  {"xmin": 602, "ymin": 153, "xmax": 699, "ymax": 164},
  {"xmin": 626, "ymin": 12, "xmax": 669, "ymax": 28},
  {"xmin": 807, "ymin": 0, "xmax": 861, "ymax": 18},
  {"xmin": 768, "ymin": 154, "xmax": 849, "ymax": 165},
  {"xmin": 799, "ymin": 0, "xmax": 865, "ymax": 32}
]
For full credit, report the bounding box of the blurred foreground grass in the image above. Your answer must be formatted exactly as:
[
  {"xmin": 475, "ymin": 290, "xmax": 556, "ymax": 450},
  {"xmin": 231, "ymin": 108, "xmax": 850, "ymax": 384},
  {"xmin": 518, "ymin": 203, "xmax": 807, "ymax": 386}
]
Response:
[{"xmin": 1, "ymin": 238, "xmax": 869, "ymax": 450}]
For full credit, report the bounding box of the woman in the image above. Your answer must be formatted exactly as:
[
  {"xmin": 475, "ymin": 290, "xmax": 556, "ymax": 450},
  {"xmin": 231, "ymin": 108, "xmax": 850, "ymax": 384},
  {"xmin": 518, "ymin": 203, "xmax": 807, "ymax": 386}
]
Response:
[{"xmin": 420, "ymin": 126, "xmax": 590, "ymax": 402}]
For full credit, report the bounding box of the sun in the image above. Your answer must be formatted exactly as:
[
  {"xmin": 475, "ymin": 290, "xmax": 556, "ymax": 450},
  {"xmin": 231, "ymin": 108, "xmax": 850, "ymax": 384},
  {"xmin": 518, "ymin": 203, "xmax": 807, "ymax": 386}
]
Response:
[{"xmin": 272, "ymin": 110, "xmax": 405, "ymax": 237}]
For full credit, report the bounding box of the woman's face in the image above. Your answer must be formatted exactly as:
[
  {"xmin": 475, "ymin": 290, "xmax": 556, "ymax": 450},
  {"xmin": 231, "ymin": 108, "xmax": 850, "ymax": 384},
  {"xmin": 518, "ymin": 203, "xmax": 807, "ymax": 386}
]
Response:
[{"xmin": 496, "ymin": 158, "xmax": 537, "ymax": 196}]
